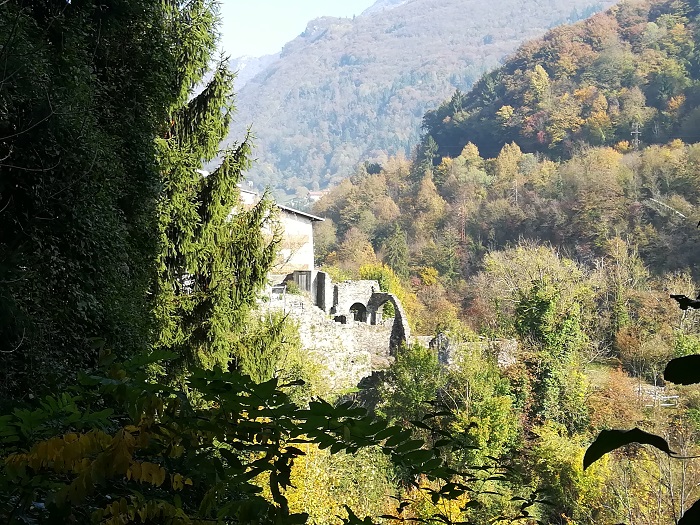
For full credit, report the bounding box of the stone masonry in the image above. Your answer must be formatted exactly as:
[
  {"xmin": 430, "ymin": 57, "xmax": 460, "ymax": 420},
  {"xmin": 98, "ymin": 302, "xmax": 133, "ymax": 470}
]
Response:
[{"xmin": 261, "ymin": 272, "xmax": 413, "ymax": 392}]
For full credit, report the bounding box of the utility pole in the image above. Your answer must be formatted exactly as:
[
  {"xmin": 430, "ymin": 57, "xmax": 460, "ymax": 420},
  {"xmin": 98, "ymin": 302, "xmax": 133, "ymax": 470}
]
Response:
[{"xmin": 631, "ymin": 122, "xmax": 641, "ymax": 150}]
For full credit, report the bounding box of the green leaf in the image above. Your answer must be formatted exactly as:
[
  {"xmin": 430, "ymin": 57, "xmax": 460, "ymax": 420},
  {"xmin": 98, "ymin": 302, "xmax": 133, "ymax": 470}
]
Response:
[
  {"xmin": 664, "ymin": 355, "xmax": 700, "ymax": 385},
  {"xmin": 127, "ymin": 350, "xmax": 178, "ymax": 367},
  {"xmin": 401, "ymin": 449, "xmax": 433, "ymax": 463},
  {"xmin": 385, "ymin": 429, "xmax": 411, "ymax": 447},
  {"xmin": 373, "ymin": 425, "xmax": 402, "ymax": 441},
  {"xmin": 219, "ymin": 448, "xmax": 243, "ymax": 469},
  {"xmin": 394, "ymin": 439, "xmax": 424, "ymax": 454},
  {"xmin": 584, "ymin": 428, "xmax": 675, "ymax": 469}
]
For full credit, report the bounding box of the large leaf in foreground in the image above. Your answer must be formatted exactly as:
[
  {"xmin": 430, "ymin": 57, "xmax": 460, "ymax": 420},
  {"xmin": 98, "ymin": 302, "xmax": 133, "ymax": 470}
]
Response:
[
  {"xmin": 584, "ymin": 428, "xmax": 675, "ymax": 470},
  {"xmin": 664, "ymin": 355, "xmax": 700, "ymax": 385},
  {"xmin": 679, "ymin": 498, "xmax": 700, "ymax": 525}
]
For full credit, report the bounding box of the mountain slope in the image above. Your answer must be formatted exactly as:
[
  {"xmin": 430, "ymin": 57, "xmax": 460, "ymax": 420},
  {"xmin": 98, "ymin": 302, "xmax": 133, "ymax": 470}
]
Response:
[
  {"xmin": 420, "ymin": 0, "xmax": 700, "ymax": 160},
  {"xmin": 226, "ymin": 0, "xmax": 616, "ymax": 198}
]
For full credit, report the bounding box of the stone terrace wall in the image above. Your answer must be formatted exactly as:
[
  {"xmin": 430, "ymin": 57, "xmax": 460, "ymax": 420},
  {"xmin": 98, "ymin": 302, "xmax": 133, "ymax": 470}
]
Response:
[{"xmin": 262, "ymin": 294, "xmax": 393, "ymax": 393}]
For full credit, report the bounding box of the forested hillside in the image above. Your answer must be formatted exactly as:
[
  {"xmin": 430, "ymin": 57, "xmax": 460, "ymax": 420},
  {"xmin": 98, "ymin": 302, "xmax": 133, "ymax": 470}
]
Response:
[
  {"xmin": 5, "ymin": 0, "xmax": 700, "ymax": 523},
  {"xmin": 228, "ymin": 0, "xmax": 615, "ymax": 199},
  {"xmin": 309, "ymin": 2, "xmax": 700, "ymax": 522},
  {"xmin": 0, "ymin": 2, "xmax": 579, "ymax": 524},
  {"xmin": 312, "ymin": 0, "xmax": 700, "ymax": 332},
  {"xmin": 421, "ymin": 0, "xmax": 700, "ymax": 159},
  {"xmin": 311, "ymin": 136, "xmax": 700, "ymax": 521}
]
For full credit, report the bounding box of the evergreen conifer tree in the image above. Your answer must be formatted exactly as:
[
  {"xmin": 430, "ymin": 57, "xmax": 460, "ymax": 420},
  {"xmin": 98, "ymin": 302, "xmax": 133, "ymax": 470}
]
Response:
[
  {"xmin": 154, "ymin": 0, "xmax": 279, "ymax": 369},
  {"xmin": 383, "ymin": 223, "xmax": 410, "ymax": 278}
]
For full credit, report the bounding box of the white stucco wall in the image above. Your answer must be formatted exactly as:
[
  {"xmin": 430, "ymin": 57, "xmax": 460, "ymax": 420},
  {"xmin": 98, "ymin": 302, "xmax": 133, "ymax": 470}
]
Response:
[{"xmin": 275, "ymin": 211, "xmax": 315, "ymax": 273}]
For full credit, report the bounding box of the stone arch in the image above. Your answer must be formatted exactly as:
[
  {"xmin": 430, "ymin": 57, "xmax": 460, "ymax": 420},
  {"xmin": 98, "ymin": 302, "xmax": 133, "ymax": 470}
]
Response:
[
  {"xmin": 349, "ymin": 302, "xmax": 367, "ymax": 322},
  {"xmin": 366, "ymin": 292, "xmax": 410, "ymax": 354}
]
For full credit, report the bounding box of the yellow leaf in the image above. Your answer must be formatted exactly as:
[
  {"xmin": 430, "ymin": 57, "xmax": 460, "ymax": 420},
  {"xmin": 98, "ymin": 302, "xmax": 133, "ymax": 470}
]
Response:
[
  {"xmin": 172, "ymin": 473, "xmax": 184, "ymax": 491},
  {"xmin": 155, "ymin": 465, "xmax": 166, "ymax": 487},
  {"xmin": 169, "ymin": 444, "xmax": 184, "ymax": 458},
  {"xmin": 131, "ymin": 461, "xmax": 143, "ymax": 481}
]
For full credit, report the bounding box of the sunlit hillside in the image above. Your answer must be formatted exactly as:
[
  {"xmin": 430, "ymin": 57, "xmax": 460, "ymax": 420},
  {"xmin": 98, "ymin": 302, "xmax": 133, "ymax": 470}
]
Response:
[{"xmin": 226, "ymin": 0, "xmax": 616, "ymax": 198}]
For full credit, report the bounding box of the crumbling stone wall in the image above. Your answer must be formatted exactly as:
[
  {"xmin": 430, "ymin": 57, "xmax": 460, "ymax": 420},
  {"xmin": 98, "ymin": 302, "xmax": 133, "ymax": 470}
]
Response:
[
  {"xmin": 262, "ymin": 293, "xmax": 393, "ymax": 392},
  {"xmin": 431, "ymin": 332, "xmax": 517, "ymax": 369},
  {"xmin": 366, "ymin": 292, "xmax": 410, "ymax": 353},
  {"xmin": 259, "ymin": 273, "xmax": 413, "ymax": 391},
  {"xmin": 332, "ymin": 280, "xmax": 379, "ymax": 317}
]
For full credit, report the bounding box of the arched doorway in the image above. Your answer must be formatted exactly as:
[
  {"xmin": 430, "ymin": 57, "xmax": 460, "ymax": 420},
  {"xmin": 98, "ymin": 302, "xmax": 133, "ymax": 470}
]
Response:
[
  {"xmin": 366, "ymin": 292, "xmax": 410, "ymax": 354},
  {"xmin": 349, "ymin": 302, "xmax": 368, "ymax": 322}
]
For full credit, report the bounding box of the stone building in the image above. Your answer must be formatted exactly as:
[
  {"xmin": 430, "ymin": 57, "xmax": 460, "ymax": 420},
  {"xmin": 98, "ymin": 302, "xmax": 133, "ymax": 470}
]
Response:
[
  {"xmin": 238, "ymin": 188, "xmax": 323, "ymax": 283},
  {"xmin": 263, "ymin": 275, "xmax": 411, "ymax": 392},
  {"xmin": 240, "ymin": 187, "xmax": 413, "ymax": 389},
  {"xmin": 274, "ymin": 204, "xmax": 323, "ymax": 275}
]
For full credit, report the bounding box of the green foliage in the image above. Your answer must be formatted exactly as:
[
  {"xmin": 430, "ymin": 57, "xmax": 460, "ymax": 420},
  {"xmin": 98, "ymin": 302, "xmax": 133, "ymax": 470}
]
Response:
[
  {"xmin": 441, "ymin": 343, "xmax": 520, "ymax": 464},
  {"xmin": 0, "ymin": 0, "xmax": 176, "ymax": 399},
  {"xmin": 231, "ymin": 311, "xmax": 320, "ymax": 407},
  {"xmin": 284, "ymin": 445, "xmax": 395, "ymax": 523},
  {"xmin": 516, "ymin": 279, "xmax": 588, "ymax": 357},
  {"xmin": 511, "ymin": 276, "xmax": 591, "ymax": 433},
  {"xmin": 673, "ymin": 332, "xmax": 700, "ymax": 358},
  {"xmin": 285, "ymin": 280, "xmax": 302, "ymax": 295},
  {"xmin": 153, "ymin": 2, "xmax": 280, "ymax": 370},
  {"xmin": 0, "ymin": 353, "xmax": 533, "ymax": 525},
  {"xmin": 377, "ymin": 344, "xmax": 445, "ymax": 423},
  {"xmin": 382, "ymin": 223, "xmax": 410, "ymax": 278},
  {"xmin": 529, "ymin": 422, "xmax": 616, "ymax": 524}
]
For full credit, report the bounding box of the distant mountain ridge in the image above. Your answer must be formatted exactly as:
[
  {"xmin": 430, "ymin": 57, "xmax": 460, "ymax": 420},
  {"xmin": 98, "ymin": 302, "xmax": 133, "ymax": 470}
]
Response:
[
  {"xmin": 230, "ymin": 54, "xmax": 277, "ymax": 90},
  {"xmin": 360, "ymin": 0, "xmax": 412, "ymax": 16},
  {"xmin": 225, "ymin": 0, "xmax": 617, "ymax": 199}
]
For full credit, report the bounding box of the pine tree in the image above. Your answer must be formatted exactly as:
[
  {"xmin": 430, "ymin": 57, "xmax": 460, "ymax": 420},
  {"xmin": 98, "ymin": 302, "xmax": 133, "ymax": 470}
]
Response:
[
  {"xmin": 154, "ymin": 0, "xmax": 279, "ymax": 370},
  {"xmin": 383, "ymin": 223, "xmax": 410, "ymax": 278}
]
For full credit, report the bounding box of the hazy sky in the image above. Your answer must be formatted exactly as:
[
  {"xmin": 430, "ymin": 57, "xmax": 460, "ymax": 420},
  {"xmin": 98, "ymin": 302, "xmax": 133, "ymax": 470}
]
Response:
[{"xmin": 219, "ymin": 0, "xmax": 375, "ymax": 58}]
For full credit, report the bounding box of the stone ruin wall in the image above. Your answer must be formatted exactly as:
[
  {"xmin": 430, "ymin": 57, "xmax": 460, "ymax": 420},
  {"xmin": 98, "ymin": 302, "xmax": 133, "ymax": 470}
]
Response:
[
  {"xmin": 431, "ymin": 332, "xmax": 517, "ymax": 369},
  {"xmin": 261, "ymin": 273, "xmax": 516, "ymax": 395},
  {"xmin": 262, "ymin": 293, "xmax": 393, "ymax": 393}
]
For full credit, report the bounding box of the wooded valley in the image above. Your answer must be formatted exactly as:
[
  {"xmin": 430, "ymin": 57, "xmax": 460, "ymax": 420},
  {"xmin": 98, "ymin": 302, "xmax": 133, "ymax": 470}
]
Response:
[{"xmin": 3, "ymin": 0, "xmax": 700, "ymax": 524}]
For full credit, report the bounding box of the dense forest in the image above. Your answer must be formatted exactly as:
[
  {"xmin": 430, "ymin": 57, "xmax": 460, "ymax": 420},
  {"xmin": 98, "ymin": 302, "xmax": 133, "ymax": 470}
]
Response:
[
  {"xmin": 3, "ymin": 0, "xmax": 700, "ymax": 524},
  {"xmin": 421, "ymin": 0, "xmax": 700, "ymax": 159},
  {"xmin": 227, "ymin": 0, "xmax": 615, "ymax": 199},
  {"xmin": 308, "ymin": 0, "xmax": 700, "ymax": 522}
]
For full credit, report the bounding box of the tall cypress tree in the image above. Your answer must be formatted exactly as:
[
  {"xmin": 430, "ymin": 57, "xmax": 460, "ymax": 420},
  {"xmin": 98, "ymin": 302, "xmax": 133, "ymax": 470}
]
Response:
[{"xmin": 154, "ymin": 0, "xmax": 279, "ymax": 369}]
